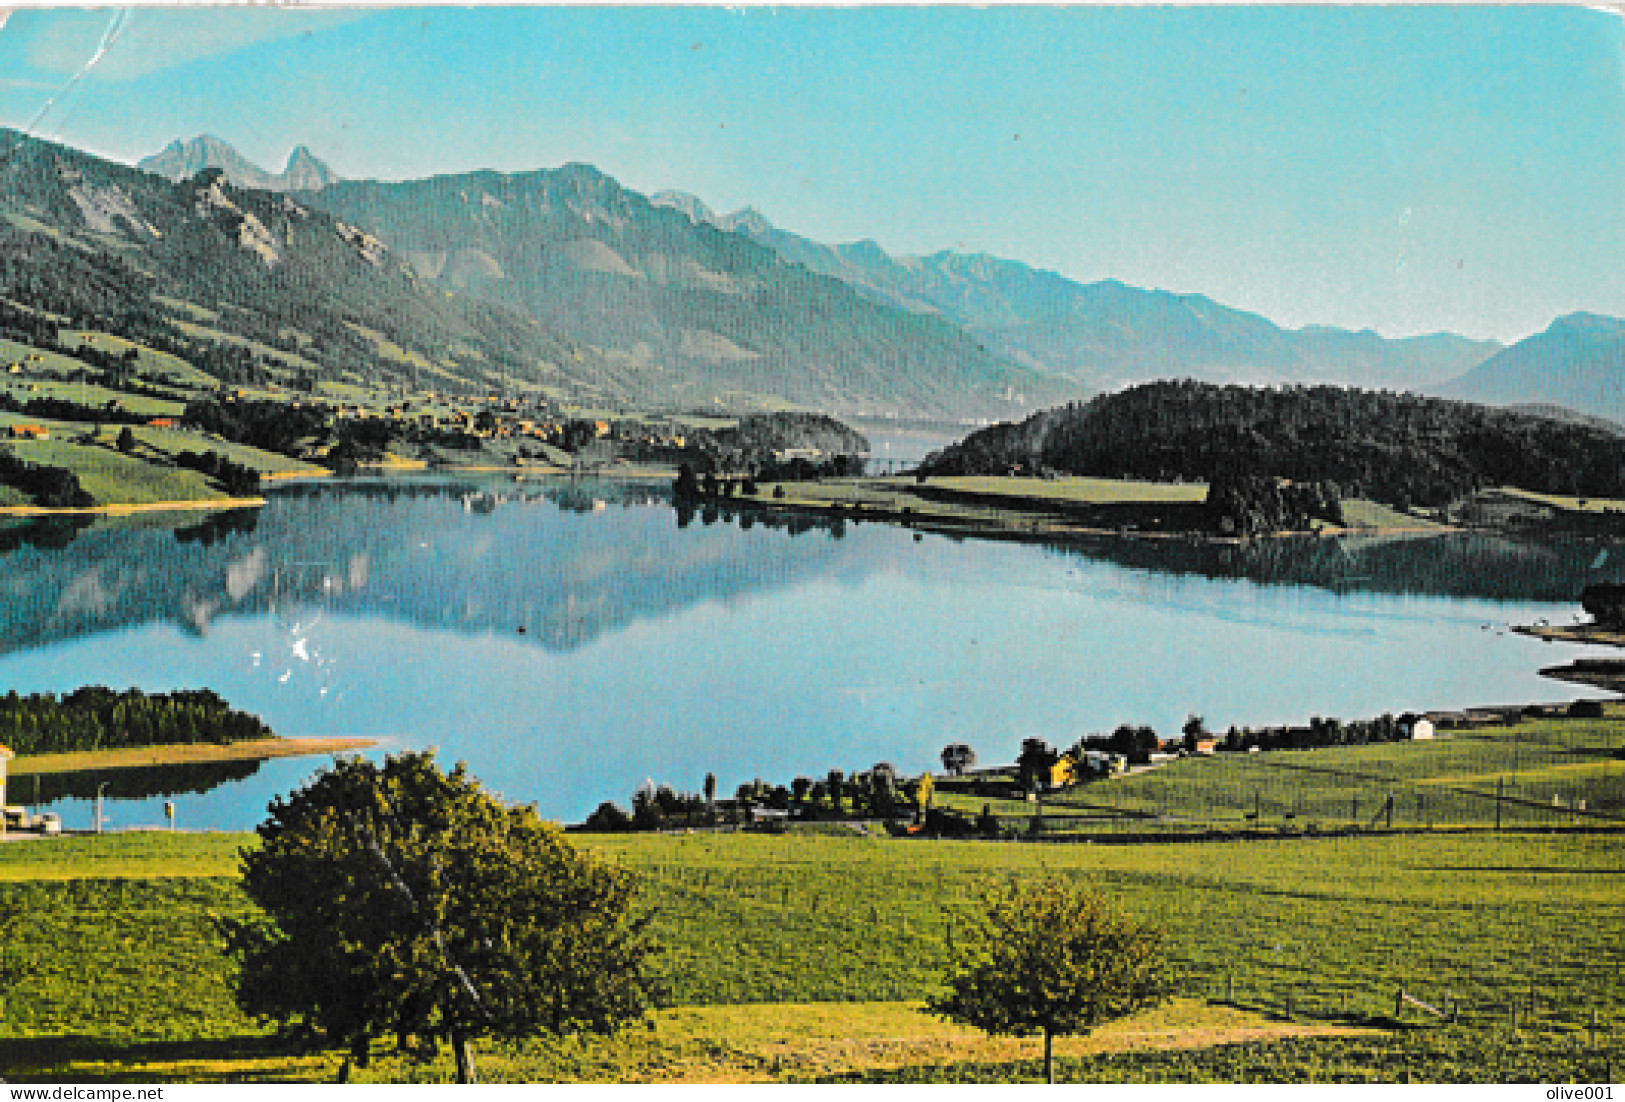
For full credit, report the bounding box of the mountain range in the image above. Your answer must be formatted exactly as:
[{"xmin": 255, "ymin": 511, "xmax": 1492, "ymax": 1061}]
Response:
[
  {"xmin": 0, "ymin": 130, "xmax": 624, "ymax": 403},
  {"xmin": 298, "ymin": 165, "xmax": 1049, "ymax": 419},
  {"xmin": 8, "ymin": 130, "xmax": 1621, "ymax": 427},
  {"xmin": 650, "ymin": 190, "xmax": 1503, "ymax": 393}
]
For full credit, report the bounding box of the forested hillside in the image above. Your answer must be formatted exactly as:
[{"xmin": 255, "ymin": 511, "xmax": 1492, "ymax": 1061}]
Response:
[{"xmin": 920, "ymin": 381, "xmax": 1625, "ymax": 507}]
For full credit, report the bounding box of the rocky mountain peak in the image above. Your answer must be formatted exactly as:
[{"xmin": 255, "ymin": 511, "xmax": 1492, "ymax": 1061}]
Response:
[{"xmin": 139, "ymin": 135, "xmax": 338, "ymax": 193}]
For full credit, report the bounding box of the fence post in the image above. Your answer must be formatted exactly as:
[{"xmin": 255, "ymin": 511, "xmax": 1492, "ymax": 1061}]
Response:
[
  {"xmin": 1496, "ymin": 776, "xmax": 1504, "ymax": 831},
  {"xmin": 1227, "ymin": 970, "xmax": 1234, "ymax": 1003},
  {"xmin": 1395, "ymin": 989, "xmax": 1404, "ymax": 1020}
]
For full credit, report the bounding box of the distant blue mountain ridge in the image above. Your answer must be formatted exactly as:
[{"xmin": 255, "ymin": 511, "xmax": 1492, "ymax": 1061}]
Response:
[
  {"xmin": 1433, "ymin": 312, "xmax": 1625, "ymax": 425},
  {"xmin": 649, "ymin": 189, "xmax": 1504, "ymax": 395}
]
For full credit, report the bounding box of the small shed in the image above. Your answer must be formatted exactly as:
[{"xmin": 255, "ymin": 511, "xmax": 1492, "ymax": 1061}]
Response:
[{"xmin": 1409, "ymin": 718, "xmax": 1436, "ymax": 741}]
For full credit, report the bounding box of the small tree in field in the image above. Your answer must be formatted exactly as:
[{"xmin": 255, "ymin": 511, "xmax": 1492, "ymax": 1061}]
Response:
[
  {"xmin": 940, "ymin": 742, "xmax": 976, "ymax": 776},
  {"xmin": 930, "ymin": 879, "xmax": 1170, "ymax": 1083},
  {"xmin": 223, "ymin": 751, "xmax": 660, "ymax": 1083}
]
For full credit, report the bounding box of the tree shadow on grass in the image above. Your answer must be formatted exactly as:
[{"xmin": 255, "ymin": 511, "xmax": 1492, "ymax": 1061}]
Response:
[{"xmin": 0, "ymin": 1032, "xmax": 328, "ymax": 1083}]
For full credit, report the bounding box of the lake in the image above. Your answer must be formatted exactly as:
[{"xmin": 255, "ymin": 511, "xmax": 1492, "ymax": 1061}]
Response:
[{"xmin": 2, "ymin": 473, "xmax": 1620, "ymax": 830}]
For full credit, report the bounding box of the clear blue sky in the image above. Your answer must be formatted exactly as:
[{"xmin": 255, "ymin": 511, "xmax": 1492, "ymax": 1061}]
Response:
[{"xmin": 2, "ymin": 5, "xmax": 1621, "ymax": 343}]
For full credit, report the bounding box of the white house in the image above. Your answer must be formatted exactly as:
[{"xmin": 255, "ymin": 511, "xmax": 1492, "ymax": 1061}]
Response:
[{"xmin": 1409, "ymin": 718, "xmax": 1436, "ymax": 741}]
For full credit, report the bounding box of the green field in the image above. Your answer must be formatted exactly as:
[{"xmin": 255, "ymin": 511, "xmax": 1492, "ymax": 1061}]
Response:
[
  {"xmin": 749, "ymin": 474, "xmax": 1431, "ymax": 541},
  {"xmin": 2, "ymin": 821, "xmax": 1621, "ymax": 1083},
  {"xmin": 931, "ymin": 707, "xmax": 1625, "ymax": 837},
  {"xmin": 0, "ymin": 417, "xmax": 322, "ymax": 508}
]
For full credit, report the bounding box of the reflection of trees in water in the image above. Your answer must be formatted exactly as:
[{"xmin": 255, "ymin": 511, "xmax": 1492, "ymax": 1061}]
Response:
[
  {"xmin": 691, "ymin": 494, "xmax": 1624, "ymax": 603},
  {"xmin": 1048, "ymin": 531, "xmax": 1625, "ymax": 603},
  {"xmin": 676, "ymin": 499, "xmax": 848, "ymax": 540},
  {"xmin": 0, "ymin": 515, "xmax": 94, "ymax": 553},
  {"xmin": 25, "ymin": 757, "xmax": 262, "ymax": 802},
  {"xmin": 172, "ymin": 508, "xmax": 260, "ymax": 547}
]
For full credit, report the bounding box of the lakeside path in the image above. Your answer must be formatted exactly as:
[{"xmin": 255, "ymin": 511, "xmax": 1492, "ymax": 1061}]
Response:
[{"xmin": 11, "ymin": 737, "xmax": 378, "ymax": 778}]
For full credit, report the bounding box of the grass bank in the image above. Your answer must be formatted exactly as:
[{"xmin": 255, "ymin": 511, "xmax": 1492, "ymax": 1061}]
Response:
[
  {"xmin": 0, "ymin": 413, "xmax": 324, "ymax": 512},
  {"xmin": 10, "ymin": 737, "xmax": 377, "ymax": 780}
]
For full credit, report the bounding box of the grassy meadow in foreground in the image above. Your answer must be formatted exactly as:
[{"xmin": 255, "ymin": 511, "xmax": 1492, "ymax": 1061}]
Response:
[{"xmin": 1, "ymin": 826, "xmax": 1621, "ymax": 1082}]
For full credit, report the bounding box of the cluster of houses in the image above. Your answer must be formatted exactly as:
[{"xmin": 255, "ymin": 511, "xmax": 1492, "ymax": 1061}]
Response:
[{"xmin": 285, "ymin": 390, "xmax": 692, "ymax": 454}]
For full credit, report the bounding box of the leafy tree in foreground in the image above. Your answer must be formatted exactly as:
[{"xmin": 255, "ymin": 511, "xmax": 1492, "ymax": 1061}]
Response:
[
  {"xmin": 223, "ymin": 751, "xmax": 660, "ymax": 1083},
  {"xmin": 930, "ymin": 879, "xmax": 1170, "ymax": 1083}
]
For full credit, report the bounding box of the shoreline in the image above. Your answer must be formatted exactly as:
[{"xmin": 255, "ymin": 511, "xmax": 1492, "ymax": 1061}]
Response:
[
  {"xmin": 694, "ymin": 484, "xmax": 1457, "ymax": 548},
  {"xmin": 11, "ymin": 736, "xmax": 378, "ymax": 778},
  {"xmin": 1515, "ymin": 624, "xmax": 1625, "ymax": 649},
  {"xmin": 0, "ymin": 495, "xmax": 266, "ymax": 518}
]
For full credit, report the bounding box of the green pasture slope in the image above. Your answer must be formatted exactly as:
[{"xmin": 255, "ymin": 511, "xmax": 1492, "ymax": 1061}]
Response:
[
  {"xmin": 1, "ymin": 822, "xmax": 1622, "ymax": 1083},
  {"xmin": 937, "ymin": 706, "xmax": 1625, "ymax": 836}
]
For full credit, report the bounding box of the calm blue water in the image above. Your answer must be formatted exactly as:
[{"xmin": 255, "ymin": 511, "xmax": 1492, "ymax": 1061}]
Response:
[{"xmin": 1, "ymin": 473, "xmax": 1619, "ymax": 829}]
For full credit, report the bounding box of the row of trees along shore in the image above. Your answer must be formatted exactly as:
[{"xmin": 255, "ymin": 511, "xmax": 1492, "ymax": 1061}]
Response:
[
  {"xmin": 0, "ymin": 686, "xmax": 274, "ymax": 755},
  {"xmin": 581, "ymin": 764, "xmax": 938, "ymax": 833},
  {"xmin": 580, "ymin": 699, "xmax": 1615, "ymax": 838}
]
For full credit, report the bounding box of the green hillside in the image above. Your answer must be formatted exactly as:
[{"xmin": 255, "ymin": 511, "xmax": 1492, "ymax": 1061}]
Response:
[{"xmin": 0, "ymin": 129, "xmax": 621, "ymax": 405}]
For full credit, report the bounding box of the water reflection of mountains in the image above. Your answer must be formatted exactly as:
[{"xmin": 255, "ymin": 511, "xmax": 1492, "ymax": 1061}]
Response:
[
  {"xmin": 0, "ymin": 476, "xmax": 855, "ymax": 656},
  {"xmin": 5, "ymin": 478, "xmax": 1621, "ymax": 659}
]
